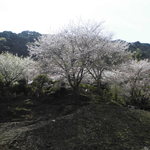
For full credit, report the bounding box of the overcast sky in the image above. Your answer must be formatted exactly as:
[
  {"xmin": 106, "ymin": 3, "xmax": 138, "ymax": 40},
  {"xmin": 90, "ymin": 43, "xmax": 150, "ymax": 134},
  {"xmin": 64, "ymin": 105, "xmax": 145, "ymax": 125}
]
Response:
[{"xmin": 0, "ymin": 0, "xmax": 150, "ymax": 43}]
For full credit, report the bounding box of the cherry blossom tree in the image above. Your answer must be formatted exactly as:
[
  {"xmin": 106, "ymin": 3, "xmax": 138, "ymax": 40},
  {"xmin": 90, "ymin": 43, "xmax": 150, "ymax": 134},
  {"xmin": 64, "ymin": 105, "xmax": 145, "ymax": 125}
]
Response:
[
  {"xmin": 86, "ymin": 39, "xmax": 131, "ymax": 92},
  {"xmin": 109, "ymin": 59, "xmax": 150, "ymax": 106},
  {"xmin": 0, "ymin": 52, "xmax": 37, "ymax": 86},
  {"xmin": 28, "ymin": 22, "xmax": 132, "ymax": 96},
  {"xmin": 28, "ymin": 23, "xmax": 107, "ymax": 94}
]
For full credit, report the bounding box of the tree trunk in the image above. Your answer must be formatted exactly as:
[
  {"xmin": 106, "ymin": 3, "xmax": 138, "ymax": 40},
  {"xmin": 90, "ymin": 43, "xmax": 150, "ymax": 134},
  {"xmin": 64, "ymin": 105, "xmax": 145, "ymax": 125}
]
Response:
[
  {"xmin": 96, "ymin": 80, "xmax": 102, "ymax": 95},
  {"xmin": 72, "ymin": 85, "xmax": 80, "ymax": 105}
]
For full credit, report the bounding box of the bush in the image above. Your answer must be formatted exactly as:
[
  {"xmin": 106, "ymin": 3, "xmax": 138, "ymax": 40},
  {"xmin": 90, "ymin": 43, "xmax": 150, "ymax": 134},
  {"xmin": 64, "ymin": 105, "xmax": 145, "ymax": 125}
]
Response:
[
  {"xmin": 80, "ymin": 83, "xmax": 97, "ymax": 95},
  {"xmin": 109, "ymin": 85, "xmax": 126, "ymax": 105},
  {"xmin": 30, "ymin": 74, "xmax": 54, "ymax": 97},
  {"xmin": 11, "ymin": 79, "xmax": 28, "ymax": 96}
]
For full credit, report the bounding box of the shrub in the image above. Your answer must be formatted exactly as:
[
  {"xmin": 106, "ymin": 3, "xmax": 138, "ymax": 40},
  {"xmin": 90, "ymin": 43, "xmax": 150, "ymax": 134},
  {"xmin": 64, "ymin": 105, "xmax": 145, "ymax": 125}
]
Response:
[
  {"xmin": 31, "ymin": 74, "xmax": 54, "ymax": 97},
  {"xmin": 11, "ymin": 79, "xmax": 28, "ymax": 96}
]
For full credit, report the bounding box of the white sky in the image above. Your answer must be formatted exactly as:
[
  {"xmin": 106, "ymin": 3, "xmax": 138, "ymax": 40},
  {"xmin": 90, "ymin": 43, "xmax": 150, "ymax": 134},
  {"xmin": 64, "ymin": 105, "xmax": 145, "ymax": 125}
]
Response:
[{"xmin": 0, "ymin": 0, "xmax": 150, "ymax": 43}]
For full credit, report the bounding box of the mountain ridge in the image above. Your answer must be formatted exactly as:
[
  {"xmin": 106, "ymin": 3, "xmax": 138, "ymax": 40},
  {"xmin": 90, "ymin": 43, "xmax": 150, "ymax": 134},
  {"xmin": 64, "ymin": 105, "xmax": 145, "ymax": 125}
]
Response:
[{"xmin": 0, "ymin": 31, "xmax": 150, "ymax": 59}]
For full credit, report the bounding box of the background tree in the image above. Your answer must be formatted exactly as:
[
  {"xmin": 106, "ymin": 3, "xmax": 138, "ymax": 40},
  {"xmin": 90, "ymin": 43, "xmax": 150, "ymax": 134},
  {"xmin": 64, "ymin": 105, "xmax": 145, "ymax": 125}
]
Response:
[
  {"xmin": 129, "ymin": 41, "xmax": 150, "ymax": 59},
  {"xmin": 132, "ymin": 48, "xmax": 142, "ymax": 61},
  {"xmin": 109, "ymin": 59, "xmax": 150, "ymax": 107},
  {"xmin": 86, "ymin": 39, "xmax": 131, "ymax": 94},
  {"xmin": 0, "ymin": 52, "xmax": 37, "ymax": 86}
]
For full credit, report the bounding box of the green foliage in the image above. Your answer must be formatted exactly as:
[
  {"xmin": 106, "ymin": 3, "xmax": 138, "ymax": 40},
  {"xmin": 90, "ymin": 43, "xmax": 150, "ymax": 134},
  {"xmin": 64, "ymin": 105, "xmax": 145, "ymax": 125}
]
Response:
[
  {"xmin": 79, "ymin": 83, "xmax": 112, "ymax": 103},
  {"xmin": 129, "ymin": 41, "xmax": 150, "ymax": 59},
  {"xmin": 110, "ymin": 85, "xmax": 126, "ymax": 105},
  {"xmin": 31, "ymin": 74, "xmax": 54, "ymax": 97},
  {"xmin": 128, "ymin": 90, "xmax": 150, "ymax": 110},
  {"xmin": 80, "ymin": 83, "xmax": 97, "ymax": 94},
  {"xmin": 132, "ymin": 48, "xmax": 142, "ymax": 61},
  {"xmin": 11, "ymin": 79, "xmax": 28, "ymax": 95}
]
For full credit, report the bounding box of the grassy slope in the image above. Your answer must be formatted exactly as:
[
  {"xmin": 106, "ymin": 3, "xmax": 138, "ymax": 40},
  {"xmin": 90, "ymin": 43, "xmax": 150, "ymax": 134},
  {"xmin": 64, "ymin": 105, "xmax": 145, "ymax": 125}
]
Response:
[{"xmin": 0, "ymin": 103, "xmax": 150, "ymax": 150}]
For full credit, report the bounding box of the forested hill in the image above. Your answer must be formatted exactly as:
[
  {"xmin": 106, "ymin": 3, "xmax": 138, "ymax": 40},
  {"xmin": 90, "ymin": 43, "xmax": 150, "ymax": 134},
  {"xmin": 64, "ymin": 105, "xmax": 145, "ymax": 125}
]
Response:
[
  {"xmin": 0, "ymin": 31, "xmax": 150, "ymax": 58},
  {"xmin": 0, "ymin": 31, "xmax": 41, "ymax": 56},
  {"xmin": 129, "ymin": 41, "xmax": 150, "ymax": 59}
]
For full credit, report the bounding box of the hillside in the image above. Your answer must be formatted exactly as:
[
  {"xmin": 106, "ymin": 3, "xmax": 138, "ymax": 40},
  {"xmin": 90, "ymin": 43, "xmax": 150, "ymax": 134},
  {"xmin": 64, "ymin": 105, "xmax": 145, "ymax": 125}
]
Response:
[
  {"xmin": 0, "ymin": 102, "xmax": 150, "ymax": 150},
  {"xmin": 0, "ymin": 31, "xmax": 150, "ymax": 59},
  {"xmin": 0, "ymin": 31, "xmax": 41, "ymax": 56},
  {"xmin": 129, "ymin": 41, "xmax": 150, "ymax": 59}
]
